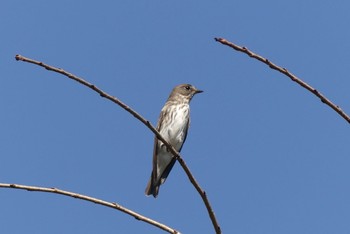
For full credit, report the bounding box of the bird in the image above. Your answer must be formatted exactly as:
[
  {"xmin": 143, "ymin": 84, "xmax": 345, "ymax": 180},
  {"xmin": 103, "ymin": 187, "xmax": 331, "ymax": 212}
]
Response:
[{"xmin": 145, "ymin": 84, "xmax": 203, "ymax": 198}]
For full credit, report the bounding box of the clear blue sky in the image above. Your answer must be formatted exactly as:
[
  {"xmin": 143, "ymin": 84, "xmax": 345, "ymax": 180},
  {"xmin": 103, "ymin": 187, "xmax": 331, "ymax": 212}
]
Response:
[{"xmin": 1, "ymin": 1, "xmax": 350, "ymax": 233}]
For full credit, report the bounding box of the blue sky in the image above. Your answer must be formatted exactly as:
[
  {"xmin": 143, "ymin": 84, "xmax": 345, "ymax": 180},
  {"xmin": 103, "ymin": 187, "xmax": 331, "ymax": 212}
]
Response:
[{"xmin": 1, "ymin": 1, "xmax": 350, "ymax": 233}]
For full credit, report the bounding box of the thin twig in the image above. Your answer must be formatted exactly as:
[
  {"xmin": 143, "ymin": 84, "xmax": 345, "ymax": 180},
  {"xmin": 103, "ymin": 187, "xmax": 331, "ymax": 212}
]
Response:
[
  {"xmin": 0, "ymin": 183, "xmax": 179, "ymax": 234},
  {"xmin": 214, "ymin": 37, "xmax": 350, "ymax": 124},
  {"xmin": 15, "ymin": 55, "xmax": 221, "ymax": 234}
]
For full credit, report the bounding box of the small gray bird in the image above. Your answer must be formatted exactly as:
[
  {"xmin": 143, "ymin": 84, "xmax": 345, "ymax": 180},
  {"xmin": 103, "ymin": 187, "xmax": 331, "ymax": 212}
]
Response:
[{"xmin": 145, "ymin": 84, "xmax": 203, "ymax": 198}]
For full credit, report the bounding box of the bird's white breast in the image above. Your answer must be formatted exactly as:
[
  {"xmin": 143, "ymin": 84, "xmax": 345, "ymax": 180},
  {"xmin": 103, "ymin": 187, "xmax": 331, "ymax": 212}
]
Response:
[{"xmin": 160, "ymin": 104, "xmax": 189, "ymax": 151}]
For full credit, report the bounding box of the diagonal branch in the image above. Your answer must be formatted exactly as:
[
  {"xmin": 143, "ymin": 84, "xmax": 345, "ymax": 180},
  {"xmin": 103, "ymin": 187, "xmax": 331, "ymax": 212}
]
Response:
[
  {"xmin": 0, "ymin": 183, "xmax": 179, "ymax": 234},
  {"xmin": 15, "ymin": 55, "xmax": 221, "ymax": 234},
  {"xmin": 215, "ymin": 37, "xmax": 350, "ymax": 124}
]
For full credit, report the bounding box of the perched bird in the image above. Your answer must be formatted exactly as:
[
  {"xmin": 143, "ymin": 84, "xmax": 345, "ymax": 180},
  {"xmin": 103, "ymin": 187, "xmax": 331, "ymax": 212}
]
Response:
[{"xmin": 145, "ymin": 84, "xmax": 203, "ymax": 198}]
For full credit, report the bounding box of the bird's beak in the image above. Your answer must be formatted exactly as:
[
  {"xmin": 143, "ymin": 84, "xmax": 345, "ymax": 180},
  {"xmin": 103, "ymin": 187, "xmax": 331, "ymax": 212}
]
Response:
[{"xmin": 195, "ymin": 89, "xmax": 203, "ymax": 94}]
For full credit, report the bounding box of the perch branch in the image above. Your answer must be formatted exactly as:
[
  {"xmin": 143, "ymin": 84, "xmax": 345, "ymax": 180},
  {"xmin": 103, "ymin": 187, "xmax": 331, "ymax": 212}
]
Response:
[
  {"xmin": 0, "ymin": 183, "xmax": 179, "ymax": 234},
  {"xmin": 215, "ymin": 37, "xmax": 350, "ymax": 124},
  {"xmin": 15, "ymin": 55, "xmax": 221, "ymax": 234}
]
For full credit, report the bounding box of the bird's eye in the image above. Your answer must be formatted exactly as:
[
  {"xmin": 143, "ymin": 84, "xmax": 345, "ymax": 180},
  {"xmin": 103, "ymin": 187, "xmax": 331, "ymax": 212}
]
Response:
[{"xmin": 184, "ymin": 85, "xmax": 191, "ymax": 90}]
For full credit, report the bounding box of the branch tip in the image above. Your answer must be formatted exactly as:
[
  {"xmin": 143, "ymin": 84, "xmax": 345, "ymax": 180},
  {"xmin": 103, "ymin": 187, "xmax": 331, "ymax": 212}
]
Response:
[
  {"xmin": 215, "ymin": 37, "xmax": 350, "ymax": 124},
  {"xmin": 1, "ymin": 183, "xmax": 178, "ymax": 233}
]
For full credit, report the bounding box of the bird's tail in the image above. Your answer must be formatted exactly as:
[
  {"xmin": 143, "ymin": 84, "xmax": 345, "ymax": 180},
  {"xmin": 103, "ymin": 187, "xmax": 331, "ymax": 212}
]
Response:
[
  {"xmin": 145, "ymin": 176, "xmax": 159, "ymax": 198},
  {"xmin": 145, "ymin": 159, "xmax": 176, "ymax": 198}
]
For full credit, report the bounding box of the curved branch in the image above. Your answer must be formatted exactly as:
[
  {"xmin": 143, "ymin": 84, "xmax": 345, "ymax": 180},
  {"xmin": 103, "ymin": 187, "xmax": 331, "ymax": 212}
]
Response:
[
  {"xmin": 15, "ymin": 55, "xmax": 221, "ymax": 234},
  {"xmin": 0, "ymin": 183, "xmax": 179, "ymax": 234},
  {"xmin": 215, "ymin": 37, "xmax": 350, "ymax": 124}
]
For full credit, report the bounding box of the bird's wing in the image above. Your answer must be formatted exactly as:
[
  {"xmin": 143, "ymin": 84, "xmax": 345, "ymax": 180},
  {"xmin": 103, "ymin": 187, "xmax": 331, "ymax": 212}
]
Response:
[{"xmin": 151, "ymin": 110, "xmax": 166, "ymax": 183}]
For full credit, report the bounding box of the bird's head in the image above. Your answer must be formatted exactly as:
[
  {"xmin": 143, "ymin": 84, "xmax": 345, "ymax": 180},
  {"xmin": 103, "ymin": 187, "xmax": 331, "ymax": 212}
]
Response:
[{"xmin": 171, "ymin": 84, "xmax": 203, "ymax": 101}]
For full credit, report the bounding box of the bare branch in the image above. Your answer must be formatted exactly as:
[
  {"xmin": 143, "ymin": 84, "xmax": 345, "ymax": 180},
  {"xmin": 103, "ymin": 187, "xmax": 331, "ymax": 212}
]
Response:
[
  {"xmin": 0, "ymin": 183, "xmax": 179, "ymax": 234},
  {"xmin": 214, "ymin": 37, "xmax": 350, "ymax": 124},
  {"xmin": 15, "ymin": 55, "xmax": 221, "ymax": 234}
]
